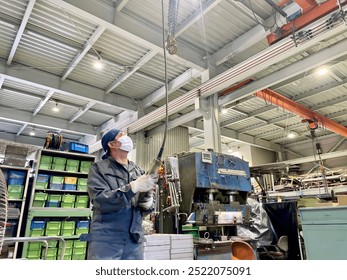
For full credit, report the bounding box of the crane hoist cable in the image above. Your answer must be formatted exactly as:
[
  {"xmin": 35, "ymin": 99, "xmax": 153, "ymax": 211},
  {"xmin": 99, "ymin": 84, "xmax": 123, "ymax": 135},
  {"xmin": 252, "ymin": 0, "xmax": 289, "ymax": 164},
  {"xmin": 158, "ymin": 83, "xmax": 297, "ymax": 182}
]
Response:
[
  {"xmin": 166, "ymin": 0, "xmax": 179, "ymax": 55},
  {"xmin": 146, "ymin": 0, "xmax": 171, "ymax": 175}
]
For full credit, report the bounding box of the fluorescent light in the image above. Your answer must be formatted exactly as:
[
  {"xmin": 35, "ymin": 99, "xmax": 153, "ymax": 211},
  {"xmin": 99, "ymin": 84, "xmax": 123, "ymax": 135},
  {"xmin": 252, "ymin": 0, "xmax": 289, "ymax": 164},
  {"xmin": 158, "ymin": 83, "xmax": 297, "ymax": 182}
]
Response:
[
  {"xmin": 221, "ymin": 107, "xmax": 228, "ymax": 114},
  {"xmin": 287, "ymin": 131, "xmax": 296, "ymax": 139},
  {"xmin": 29, "ymin": 129, "xmax": 35, "ymax": 136},
  {"xmin": 52, "ymin": 102, "xmax": 60, "ymax": 112},
  {"xmin": 94, "ymin": 59, "xmax": 104, "ymax": 70},
  {"xmin": 317, "ymin": 67, "xmax": 328, "ymax": 76}
]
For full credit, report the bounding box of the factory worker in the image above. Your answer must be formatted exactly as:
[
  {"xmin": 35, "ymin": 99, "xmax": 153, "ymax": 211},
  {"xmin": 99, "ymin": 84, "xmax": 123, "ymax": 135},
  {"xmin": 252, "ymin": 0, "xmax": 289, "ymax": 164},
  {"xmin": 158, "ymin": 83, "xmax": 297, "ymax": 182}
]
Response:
[{"xmin": 80, "ymin": 129, "xmax": 157, "ymax": 260}]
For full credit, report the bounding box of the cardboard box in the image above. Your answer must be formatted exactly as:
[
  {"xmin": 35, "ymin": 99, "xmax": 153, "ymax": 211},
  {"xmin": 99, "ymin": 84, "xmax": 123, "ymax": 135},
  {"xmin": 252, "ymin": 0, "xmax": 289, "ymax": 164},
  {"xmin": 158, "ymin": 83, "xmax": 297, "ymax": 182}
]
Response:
[{"xmin": 337, "ymin": 195, "xmax": 347, "ymax": 206}]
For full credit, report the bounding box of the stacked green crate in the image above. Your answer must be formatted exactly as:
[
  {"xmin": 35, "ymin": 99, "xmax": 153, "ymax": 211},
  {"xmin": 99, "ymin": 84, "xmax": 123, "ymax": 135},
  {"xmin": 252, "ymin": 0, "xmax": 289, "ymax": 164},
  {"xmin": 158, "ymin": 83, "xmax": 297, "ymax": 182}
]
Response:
[
  {"xmin": 80, "ymin": 161, "xmax": 93, "ymax": 173},
  {"xmin": 42, "ymin": 247, "xmax": 58, "ymax": 260},
  {"xmin": 72, "ymin": 240, "xmax": 87, "ymax": 260},
  {"xmin": 35, "ymin": 174, "xmax": 50, "ymax": 189},
  {"xmin": 61, "ymin": 194, "xmax": 76, "ymax": 208},
  {"xmin": 27, "ymin": 220, "xmax": 45, "ymax": 259},
  {"xmin": 32, "ymin": 192, "xmax": 48, "ymax": 207},
  {"xmin": 39, "ymin": 155, "xmax": 53, "ymax": 169},
  {"xmin": 46, "ymin": 194, "xmax": 62, "ymax": 207},
  {"xmin": 49, "ymin": 176, "xmax": 64, "ymax": 190},
  {"xmin": 77, "ymin": 178, "xmax": 88, "ymax": 192},
  {"xmin": 58, "ymin": 240, "xmax": 74, "ymax": 260},
  {"xmin": 75, "ymin": 195, "xmax": 89, "ymax": 208},
  {"xmin": 27, "ymin": 242, "xmax": 42, "ymax": 259},
  {"xmin": 7, "ymin": 170, "xmax": 25, "ymax": 199},
  {"xmin": 7, "ymin": 185, "xmax": 24, "ymax": 200},
  {"xmin": 51, "ymin": 157, "xmax": 66, "ymax": 171},
  {"xmin": 65, "ymin": 159, "xmax": 80, "ymax": 172},
  {"xmin": 45, "ymin": 221, "xmax": 62, "ymax": 236},
  {"xmin": 75, "ymin": 220, "xmax": 89, "ymax": 235},
  {"xmin": 60, "ymin": 221, "xmax": 75, "ymax": 236}
]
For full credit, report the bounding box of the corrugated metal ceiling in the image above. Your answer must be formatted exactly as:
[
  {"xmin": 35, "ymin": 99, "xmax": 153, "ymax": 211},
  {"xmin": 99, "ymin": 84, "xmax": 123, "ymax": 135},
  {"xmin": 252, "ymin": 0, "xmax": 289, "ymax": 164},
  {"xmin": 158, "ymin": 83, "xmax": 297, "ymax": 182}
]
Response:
[{"xmin": 0, "ymin": 0, "xmax": 347, "ymax": 161}]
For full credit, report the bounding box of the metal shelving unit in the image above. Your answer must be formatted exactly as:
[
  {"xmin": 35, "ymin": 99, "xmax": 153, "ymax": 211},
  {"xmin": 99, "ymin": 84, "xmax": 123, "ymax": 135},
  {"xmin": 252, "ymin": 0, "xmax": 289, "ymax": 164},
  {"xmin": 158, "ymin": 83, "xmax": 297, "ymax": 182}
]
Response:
[
  {"xmin": 0, "ymin": 165, "xmax": 30, "ymax": 259},
  {"xmin": 21, "ymin": 149, "xmax": 95, "ymax": 260}
]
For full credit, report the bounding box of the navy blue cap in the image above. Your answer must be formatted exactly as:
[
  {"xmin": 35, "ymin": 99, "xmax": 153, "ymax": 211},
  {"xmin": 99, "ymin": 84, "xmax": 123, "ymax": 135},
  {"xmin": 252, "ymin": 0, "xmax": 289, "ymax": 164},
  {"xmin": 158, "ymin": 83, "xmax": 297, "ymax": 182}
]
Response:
[{"xmin": 101, "ymin": 129, "xmax": 121, "ymax": 159}]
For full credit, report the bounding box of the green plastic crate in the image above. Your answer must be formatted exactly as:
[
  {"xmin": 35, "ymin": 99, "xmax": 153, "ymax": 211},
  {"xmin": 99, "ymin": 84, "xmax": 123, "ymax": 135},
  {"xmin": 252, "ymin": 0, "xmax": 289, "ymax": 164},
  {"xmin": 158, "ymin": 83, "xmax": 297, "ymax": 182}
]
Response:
[
  {"xmin": 32, "ymin": 200, "xmax": 46, "ymax": 207},
  {"xmin": 77, "ymin": 185, "xmax": 87, "ymax": 192},
  {"xmin": 66, "ymin": 159, "xmax": 80, "ymax": 167},
  {"xmin": 51, "ymin": 164, "xmax": 65, "ymax": 171},
  {"xmin": 48, "ymin": 194, "xmax": 62, "ymax": 202},
  {"xmin": 61, "ymin": 202, "xmax": 74, "ymax": 208},
  {"xmin": 59, "ymin": 240, "xmax": 74, "ymax": 248},
  {"xmin": 26, "ymin": 249, "xmax": 41, "ymax": 259},
  {"xmin": 80, "ymin": 166, "xmax": 91, "ymax": 174},
  {"xmin": 50, "ymin": 176, "xmax": 64, "ymax": 184},
  {"xmin": 8, "ymin": 185, "xmax": 24, "ymax": 193},
  {"xmin": 39, "ymin": 163, "xmax": 51, "ymax": 170},
  {"xmin": 65, "ymin": 165, "xmax": 79, "ymax": 172},
  {"xmin": 73, "ymin": 247, "xmax": 86, "ymax": 255},
  {"xmin": 80, "ymin": 161, "xmax": 93, "ymax": 168},
  {"xmin": 46, "ymin": 221, "xmax": 62, "ymax": 230},
  {"xmin": 73, "ymin": 240, "xmax": 87, "ymax": 248},
  {"xmin": 42, "ymin": 247, "xmax": 57, "ymax": 257},
  {"xmin": 45, "ymin": 228, "xmax": 60, "ymax": 236},
  {"xmin": 28, "ymin": 242, "xmax": 42, "ymax": 250},
  {"xmin": 52, "ymin": 157, "xmax": 67, "ymax": 165},
  {"xmin": 76, "ymin": 195, "xmax": 89, "ymax": 203},
  {"xmin": 62, "ymin": 194, "xmax": 76, "ymax": 203},
  {"xmin": 61, "ymin": 221, "xmax": 75, "ymax": 229},
  {"xmin": 35, "ymin": 182, "xmax": 48, "ymax": 189},
  {"xmin": 75, "ymin": 228, "xmax": 89, "ymax": 235},
  {"xmin": 40, "ymin": 155, "xmax": 53, "ymax": 164},
  {"xmin": 61, "ymin": 223, "xmax": 75, "ymax": 235},
  {"xmin": 62, "ymin": 254, "xmax": 72, "ymax": 260},
  {"xmin": 8, "ymin": 193, "xmax": 23, "ymax": 200},
  {"xmin": 58, "ymin": 247, "xmax": 73, "ymax": 256},
  {"xmin": 34, "ymin": 192, "xmax": 48, "ymax": 201},
  {"xmin": 75, "ymin": 202, "xmax": 88, "ymax": 208},
  {"xmin": 71, "ymin": 253, "xmax": 86, "ymax": 260},
  {"xmin": 30, "ymin": 229, "xmax": 44, "ymax": 237},
  {"xmin": 77, "ymin": 178, "xmax": 87, "ymax": 185}
]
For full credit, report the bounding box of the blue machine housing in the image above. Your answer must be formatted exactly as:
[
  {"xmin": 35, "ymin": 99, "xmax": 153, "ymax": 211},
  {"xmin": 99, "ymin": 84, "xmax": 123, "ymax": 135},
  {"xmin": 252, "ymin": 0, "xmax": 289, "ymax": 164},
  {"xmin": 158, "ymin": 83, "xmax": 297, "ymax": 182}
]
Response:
[
  {"xmin": 176, "ymin": 151, "xmax": 252, "ymax": 225},
  {"xmin": 194, "ymin": 152, "xmax": 251, "ymax": 192}
]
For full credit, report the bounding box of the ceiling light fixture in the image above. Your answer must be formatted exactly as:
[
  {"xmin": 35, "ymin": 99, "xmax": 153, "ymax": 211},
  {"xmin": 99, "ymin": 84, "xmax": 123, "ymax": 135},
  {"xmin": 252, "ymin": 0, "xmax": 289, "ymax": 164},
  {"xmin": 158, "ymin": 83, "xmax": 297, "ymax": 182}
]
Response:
[
  {"xmin": 221, "ymin": 107, "xmax": 228, "ymax": 114},
  {"xmin": 287, "ymin": 131, "xmax": 296, "ymax": 139},
  {"xmin": 52, "ymin": 102, "xmax": 60, "ymax": 112},
  {"xmin": 94, "ymin": 58, "xmax": 104, "ymax": 70},
  {"xmin": 316, "ymin": 67, "xmax": 328, "ymax": 76},
  {"xmin": 29, "ymin": 128, "xmax": 35, "ymax": 136}
]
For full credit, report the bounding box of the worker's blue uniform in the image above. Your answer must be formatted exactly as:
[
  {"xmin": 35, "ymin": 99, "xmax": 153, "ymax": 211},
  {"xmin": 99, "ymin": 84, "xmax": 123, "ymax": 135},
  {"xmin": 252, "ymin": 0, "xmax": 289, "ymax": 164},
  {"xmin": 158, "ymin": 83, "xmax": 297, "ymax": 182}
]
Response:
[{"xmin": 80, "ymin": 156, "xmax": 153, "ymax": 260}]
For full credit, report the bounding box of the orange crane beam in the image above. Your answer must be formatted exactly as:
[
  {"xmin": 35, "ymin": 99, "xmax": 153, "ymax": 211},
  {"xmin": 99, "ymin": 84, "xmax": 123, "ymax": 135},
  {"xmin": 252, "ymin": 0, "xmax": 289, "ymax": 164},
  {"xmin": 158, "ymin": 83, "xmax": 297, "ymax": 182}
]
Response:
[
  {"xmin": 267, "ymin": 0, "xmax": 341, "ymax": 45},
  {"xmin": 254, "ymin": 88, "xmax": 347, "ymax": 138}
]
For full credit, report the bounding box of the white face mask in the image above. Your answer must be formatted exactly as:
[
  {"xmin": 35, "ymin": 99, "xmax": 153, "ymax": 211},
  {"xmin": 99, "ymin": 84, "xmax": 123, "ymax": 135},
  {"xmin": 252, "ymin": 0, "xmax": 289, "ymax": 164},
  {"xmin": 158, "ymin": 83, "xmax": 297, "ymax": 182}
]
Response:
[{"xmin": 118, "ymin": 135, "xmax": 133, "ymax": 152}]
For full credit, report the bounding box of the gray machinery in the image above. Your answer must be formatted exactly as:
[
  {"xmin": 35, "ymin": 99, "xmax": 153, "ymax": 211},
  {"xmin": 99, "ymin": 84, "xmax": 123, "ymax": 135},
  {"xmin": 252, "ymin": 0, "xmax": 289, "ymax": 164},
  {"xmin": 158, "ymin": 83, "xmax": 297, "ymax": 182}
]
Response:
[{"xmin": 159, "ymin": 151, "xmax": 252, "ymax": 248}]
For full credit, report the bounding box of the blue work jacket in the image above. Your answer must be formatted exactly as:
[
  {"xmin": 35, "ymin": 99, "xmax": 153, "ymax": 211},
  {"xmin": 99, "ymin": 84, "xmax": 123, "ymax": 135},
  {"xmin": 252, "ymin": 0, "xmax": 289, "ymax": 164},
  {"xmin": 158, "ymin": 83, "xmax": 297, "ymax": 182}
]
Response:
[{"xmin": 80, "ymin": 156, "xmax": 153, "ymax": 244}]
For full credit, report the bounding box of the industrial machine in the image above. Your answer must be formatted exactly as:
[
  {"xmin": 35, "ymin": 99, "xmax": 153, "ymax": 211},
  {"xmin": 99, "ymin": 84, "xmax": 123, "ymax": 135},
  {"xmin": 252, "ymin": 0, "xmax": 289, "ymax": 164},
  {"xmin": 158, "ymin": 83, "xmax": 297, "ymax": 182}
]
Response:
[{"xmin": 157, "ymin": 151, "xmax": 252, "ymax": 258}]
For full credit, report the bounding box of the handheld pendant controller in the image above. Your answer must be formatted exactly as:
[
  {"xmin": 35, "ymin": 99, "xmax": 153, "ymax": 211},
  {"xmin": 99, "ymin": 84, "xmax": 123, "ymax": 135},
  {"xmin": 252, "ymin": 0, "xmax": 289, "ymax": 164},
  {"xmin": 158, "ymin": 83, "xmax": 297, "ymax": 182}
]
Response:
[
  {"xmin": 146, "ymin": 158, "xmax": 162, "ymax": 176},
  {"xmin": 137, "ymin": 158, "xmax": 162, "ymax": 210}
]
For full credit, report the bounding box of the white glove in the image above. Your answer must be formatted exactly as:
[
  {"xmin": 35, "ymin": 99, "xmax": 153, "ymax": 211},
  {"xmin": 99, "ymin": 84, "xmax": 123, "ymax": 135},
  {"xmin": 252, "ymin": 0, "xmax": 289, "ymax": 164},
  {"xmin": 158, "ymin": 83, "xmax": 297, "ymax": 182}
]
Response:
[
  {"xmin": 138, "ymin": 195, "xmax": 154, "ymax": 210},
  {"xmin": 130, "ymin": 174, "xmax": 158, "ymax": 193}
]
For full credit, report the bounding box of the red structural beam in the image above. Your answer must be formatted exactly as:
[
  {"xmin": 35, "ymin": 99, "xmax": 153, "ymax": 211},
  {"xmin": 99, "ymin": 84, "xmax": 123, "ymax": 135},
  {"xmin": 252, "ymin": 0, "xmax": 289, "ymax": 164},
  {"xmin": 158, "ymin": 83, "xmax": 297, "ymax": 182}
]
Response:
[
  {"xmin": 254, "ymin": 88, "xmax": 347, "ymax": 138},
  {"xmin": 218, "ymin": 79, "xmax": 253, "ymax": 97},
  {"xmin": 267, "ymin": 0, "xmax": 340, "ymax": 45}
]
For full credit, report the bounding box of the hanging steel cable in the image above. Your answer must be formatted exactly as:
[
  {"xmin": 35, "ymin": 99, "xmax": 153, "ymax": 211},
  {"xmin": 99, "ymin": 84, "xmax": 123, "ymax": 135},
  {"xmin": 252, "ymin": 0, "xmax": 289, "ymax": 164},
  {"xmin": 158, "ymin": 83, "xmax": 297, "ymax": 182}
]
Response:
[{"xmin": 166, "ymin": 0, "xmax": 180, "ymax": 55}]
